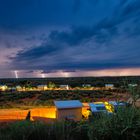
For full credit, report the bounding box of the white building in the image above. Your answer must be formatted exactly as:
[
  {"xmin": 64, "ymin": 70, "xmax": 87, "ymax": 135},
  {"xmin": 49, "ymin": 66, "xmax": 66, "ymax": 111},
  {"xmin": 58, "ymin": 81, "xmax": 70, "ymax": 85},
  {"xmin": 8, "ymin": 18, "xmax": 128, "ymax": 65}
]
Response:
[
  {"xmin": 37, "ymin": 85, "xmax": 48, "ymax": 90},
  {"xmin": 105, "ymin": 84, "xmax": 114, "ymax": 89},
  {"xmin": 16, "ymin": 85, "xmax": 22, "ymax": 91},
  {"xmin": 82, "ymin": 84, "xmax": 91, "ymax": 88},
  {"xmin": 0, "ymin": 85, "xmax": 8, "ymax": 91},
  {"xmin": 59, "ymin": 85, "xmax": 69, "ymax": 90},
  {"xmin": 54, "ymin": 100, "xmax": 83, "ymax": 121},
  {"xmin": 128, "ymin": 84, "xmax": 138, "ymax": 87}
]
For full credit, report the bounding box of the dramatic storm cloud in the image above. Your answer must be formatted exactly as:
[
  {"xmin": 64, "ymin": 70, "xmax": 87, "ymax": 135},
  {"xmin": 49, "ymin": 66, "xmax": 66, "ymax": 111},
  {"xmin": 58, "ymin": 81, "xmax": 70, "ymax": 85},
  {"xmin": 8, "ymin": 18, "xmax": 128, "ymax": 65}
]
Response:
[{"xmin": 0, "ymin": 0, "xmax": 140, "ymax": 77}]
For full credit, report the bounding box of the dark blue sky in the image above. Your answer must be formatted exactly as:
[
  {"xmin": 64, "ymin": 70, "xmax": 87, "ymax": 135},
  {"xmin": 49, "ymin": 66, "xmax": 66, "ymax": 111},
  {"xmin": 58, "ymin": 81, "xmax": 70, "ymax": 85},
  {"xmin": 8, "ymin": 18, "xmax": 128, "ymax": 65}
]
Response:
[{"xmin": 0, "ymin": 0, "xmax": 140, "ymax": 77}]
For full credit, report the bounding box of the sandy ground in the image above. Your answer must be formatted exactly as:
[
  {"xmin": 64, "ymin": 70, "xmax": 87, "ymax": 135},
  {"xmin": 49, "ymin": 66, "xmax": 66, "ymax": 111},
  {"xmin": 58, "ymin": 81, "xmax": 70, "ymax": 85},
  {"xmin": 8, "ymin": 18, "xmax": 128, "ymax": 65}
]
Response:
[{"xmin": 0, "ymin": 107, "xmax": 56, "ymax": 123}]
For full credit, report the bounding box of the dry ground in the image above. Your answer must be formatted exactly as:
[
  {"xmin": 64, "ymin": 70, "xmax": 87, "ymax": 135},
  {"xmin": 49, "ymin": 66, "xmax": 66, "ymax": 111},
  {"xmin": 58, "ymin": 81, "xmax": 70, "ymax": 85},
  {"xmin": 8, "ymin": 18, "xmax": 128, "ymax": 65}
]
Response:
[{"xmin": 0, "ymin": 107, "xmax": 56, "ymax": 123}]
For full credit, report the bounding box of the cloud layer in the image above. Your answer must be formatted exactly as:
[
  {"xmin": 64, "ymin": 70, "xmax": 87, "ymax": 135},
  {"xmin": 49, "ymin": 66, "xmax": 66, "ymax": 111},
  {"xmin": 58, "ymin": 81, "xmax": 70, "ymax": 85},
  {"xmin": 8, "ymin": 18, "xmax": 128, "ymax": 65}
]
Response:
[{"xmin": 0, "ymin": 0, "xmax": 140, "ymax": 77}]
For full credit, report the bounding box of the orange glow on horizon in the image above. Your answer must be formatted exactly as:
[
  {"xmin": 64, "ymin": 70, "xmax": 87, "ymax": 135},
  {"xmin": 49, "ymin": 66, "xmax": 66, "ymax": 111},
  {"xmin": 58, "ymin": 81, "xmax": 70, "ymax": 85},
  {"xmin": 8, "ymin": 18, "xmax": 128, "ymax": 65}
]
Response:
[
  {"xmin": 4, "ymin": 68, "xmax": 140, "ymax": 78},
  {"xmin": 38, "ymin": 68, "xmax": 140, "ymax": 77}
]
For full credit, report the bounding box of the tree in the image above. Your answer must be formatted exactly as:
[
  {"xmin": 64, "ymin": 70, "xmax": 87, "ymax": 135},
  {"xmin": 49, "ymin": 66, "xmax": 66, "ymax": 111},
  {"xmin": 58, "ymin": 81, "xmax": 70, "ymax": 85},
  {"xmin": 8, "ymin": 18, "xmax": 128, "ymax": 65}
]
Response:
[{"xmin": 48, "ymin": 82, "xmax": 56, "ymax": 89}]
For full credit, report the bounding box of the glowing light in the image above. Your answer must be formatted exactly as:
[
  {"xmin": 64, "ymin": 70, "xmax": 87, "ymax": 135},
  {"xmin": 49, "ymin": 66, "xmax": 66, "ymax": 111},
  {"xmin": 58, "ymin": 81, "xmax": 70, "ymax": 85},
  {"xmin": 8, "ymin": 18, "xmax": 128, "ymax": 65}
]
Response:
[
  {"xmin": 63, "ymin": 72, "xmax": 69, "ymax": 77},
  {"xmin": 41, "ymin": 73, "xmax": 45, "ymax": 78},
  {"xmin": 59, "ymin": 70, "xmax": 70, "ymax": 77},
  {"xmin": 14, "ymin": 70, "xmax": 19, "ymax": 79},
  {"xmin": 0, "ymin": 85, "xmax": 7, "ymax": 91}
]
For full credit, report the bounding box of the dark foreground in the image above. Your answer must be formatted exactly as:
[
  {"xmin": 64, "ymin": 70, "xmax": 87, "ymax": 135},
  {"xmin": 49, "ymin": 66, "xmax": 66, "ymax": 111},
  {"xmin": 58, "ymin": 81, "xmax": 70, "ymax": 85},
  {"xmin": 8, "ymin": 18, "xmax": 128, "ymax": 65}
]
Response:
[{"xmin": 0, "ymin": 107, "xmax": 140, "ymax": 140}]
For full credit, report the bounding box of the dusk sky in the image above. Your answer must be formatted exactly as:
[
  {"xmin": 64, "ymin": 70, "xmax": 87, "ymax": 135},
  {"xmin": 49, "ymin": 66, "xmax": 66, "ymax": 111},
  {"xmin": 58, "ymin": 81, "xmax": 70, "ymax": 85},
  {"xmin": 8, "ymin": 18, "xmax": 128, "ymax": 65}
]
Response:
[{"xmin": 0, "ymin": 0, "xmax": 140, "ymax": 78}]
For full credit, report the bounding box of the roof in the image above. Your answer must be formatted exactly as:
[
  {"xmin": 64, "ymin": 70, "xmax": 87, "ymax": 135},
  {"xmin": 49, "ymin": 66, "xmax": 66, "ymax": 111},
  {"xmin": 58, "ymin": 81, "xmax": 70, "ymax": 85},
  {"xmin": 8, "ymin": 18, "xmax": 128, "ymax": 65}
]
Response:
[
  {"xmin": 89, "ymin": 103, "xmax": 105, "ymax": 107},
  {"xmin": 108, "ymin": 101, "xmax": 118, "ymax": 106},
  {"xmin": 37, "ymin": 85, "xmax": 47, "ymax": 87},
  {"xmin": 54, "ymin": 100, "xmax": 83, "ymax": 109},
  {"xmin": 109, "ymin": 101, "xmax": 126, "ymax": 106},
  {"xmin": 89, "ymin": 103, "xmax": 107, "ymax": 113},
  {"xmin": 59, "ymin": 85, "xmax": 69, "ymax": 87},
  {"xmin": 105, "ymin": 84, "xmax": 114, "ymax": 86}
]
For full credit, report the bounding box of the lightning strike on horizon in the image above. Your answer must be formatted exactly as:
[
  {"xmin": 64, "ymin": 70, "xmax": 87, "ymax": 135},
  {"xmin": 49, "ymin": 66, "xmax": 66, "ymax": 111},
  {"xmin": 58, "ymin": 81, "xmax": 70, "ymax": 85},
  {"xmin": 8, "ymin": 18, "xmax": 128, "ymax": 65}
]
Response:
[{"xmin": 14, "ymin": 70, "xmax": 19, "ymax": 79}]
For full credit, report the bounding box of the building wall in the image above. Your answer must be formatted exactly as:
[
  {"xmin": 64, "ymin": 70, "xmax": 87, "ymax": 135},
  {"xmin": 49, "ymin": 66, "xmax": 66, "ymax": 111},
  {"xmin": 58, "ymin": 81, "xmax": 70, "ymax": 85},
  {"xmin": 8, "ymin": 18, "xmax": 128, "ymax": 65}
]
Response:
[
  {"xmin": 105, "ymin": 84, "xmax": 114, "ymax": 89},
  {"xmin": 56, "ymin": 108, "xmax": 82, "ymax": 121}
]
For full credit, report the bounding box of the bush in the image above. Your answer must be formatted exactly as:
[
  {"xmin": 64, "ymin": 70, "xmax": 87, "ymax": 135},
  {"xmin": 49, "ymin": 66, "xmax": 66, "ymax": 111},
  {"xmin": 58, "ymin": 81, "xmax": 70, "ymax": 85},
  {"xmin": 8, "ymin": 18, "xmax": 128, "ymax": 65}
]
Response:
[
  {"xmin": 88, "ymin": 107, "xmax": 140, "ymax": 140},
  {"xmin": 0, "ymin": 121, "xmax": 85, "ymax": 140}
]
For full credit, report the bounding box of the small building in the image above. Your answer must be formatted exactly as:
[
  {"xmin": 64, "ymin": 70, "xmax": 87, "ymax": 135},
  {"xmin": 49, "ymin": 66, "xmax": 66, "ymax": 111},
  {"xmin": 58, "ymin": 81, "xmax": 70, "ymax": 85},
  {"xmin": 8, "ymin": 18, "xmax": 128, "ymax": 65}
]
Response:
[
  {"xmin": 105, "ymin": 84, "xmax": 114, "ymax": 89},
  {"xmin": 108, "ymin": 101, "xmax": 126, "ymax": 112},
  {"xmin": 16, "ymin": 85, "xmax": 23, "ymax": 91},
  {"xmin": 89, "ymin": 102, "xmax": 108, "ymax": 114},
  {"xmin": 128, "ymin": 83, "xmax": 138, "ymax": 87},
  {"xmin": 10, "ymin": 87, "xmax": 17, "ymax": 91},
  {"xmin": 0, "ymin": 85, "xmax": 8, "ymax": 91},
  {"xmin": 37, "ymin": 85, "xmax": 48, "ymax": 91},
  {"xmin": 54, "ymin": 100, "xmax": 83, "ymax": 121},
  {"xmin": 59, "ymin": 85, "xmax": 69, "ymax": 90},
  {"xmin": 82, "ymin": 84, "xmax": 91, "ymax": 88}
]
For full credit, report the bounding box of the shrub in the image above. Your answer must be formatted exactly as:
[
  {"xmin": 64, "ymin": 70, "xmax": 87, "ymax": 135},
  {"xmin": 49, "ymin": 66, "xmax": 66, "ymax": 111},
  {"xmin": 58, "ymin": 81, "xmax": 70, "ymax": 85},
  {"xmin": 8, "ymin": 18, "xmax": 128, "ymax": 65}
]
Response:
[{"xmin": 88, "ymin": 107, "xmax": 140, "ymax": 140}]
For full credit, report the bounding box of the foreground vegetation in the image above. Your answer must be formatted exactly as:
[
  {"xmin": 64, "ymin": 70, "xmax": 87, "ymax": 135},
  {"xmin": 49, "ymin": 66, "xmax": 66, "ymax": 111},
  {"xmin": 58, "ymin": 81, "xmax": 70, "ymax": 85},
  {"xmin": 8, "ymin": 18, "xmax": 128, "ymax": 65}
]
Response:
[
  {"xmin": 0, "ymin": 89, "xmax": 126, "ymax": 108},
  {"xmin": 0, "ymin": 107, "xmax": 140, "ymax": 140}
]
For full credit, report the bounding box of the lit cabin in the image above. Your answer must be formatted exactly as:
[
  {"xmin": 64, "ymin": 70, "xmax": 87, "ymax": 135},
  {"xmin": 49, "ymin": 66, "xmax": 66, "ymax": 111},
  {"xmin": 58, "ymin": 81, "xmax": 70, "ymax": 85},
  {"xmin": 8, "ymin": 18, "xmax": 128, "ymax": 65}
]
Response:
[
  {"xmin": 105, "ymin": 84, "xmax": 114, "ymax": 89},
  {"xmin": 82, "ymin": 84, "xmax": 91, "ymax": 88},
  {"xmin": 37, "ymin": 85, "xmax": 48, "ymax": 91},
  {"xmin": 16, "ymin": 85, "xmax": 22, "ymax": 91},
  {"xmin": 0, "ymin": 85, "xmax": 8, "ymax": 91},
  {"xmin": 54, "ymin": 100, "xmax": 83, "ymax": 121},
  {"xmin": 59, "ymin": 85, "xmax": 69, "ymax": 90}
]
